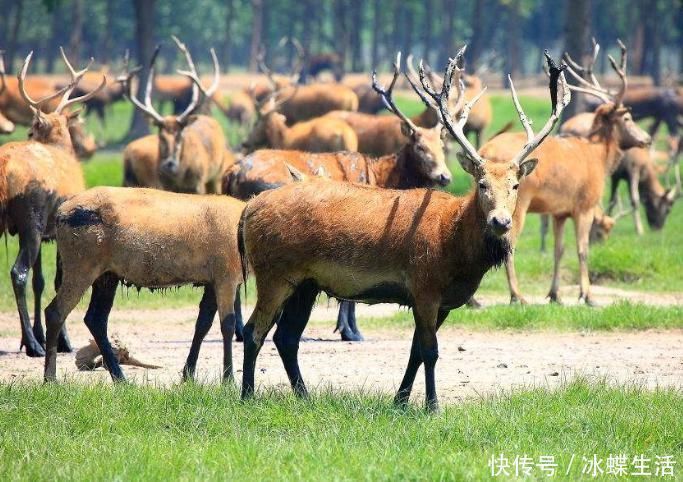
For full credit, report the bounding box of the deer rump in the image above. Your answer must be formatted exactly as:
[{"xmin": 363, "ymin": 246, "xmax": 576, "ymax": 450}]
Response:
[{"xmin": 242, "ymin": 181, "xmax": 493, "ymax": 311}]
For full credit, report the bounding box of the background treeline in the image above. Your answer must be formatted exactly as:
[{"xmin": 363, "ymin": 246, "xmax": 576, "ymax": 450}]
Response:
[{"xmin": 1, "ymin": 0, "xmax": 681, "ymax": 83}]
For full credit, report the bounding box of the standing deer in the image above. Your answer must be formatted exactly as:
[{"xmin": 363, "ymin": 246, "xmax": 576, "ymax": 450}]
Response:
[
  {"xmin": 43, "ymin": 187, "xmax": 246, "ymax": 383},
  {"xmin": 0, "ymin": 48, "xmax": 105, "ymax": 357},
  {"xmin": 482, "ymin": 41, "xmax": 651, "ymax": 306},
  {"xmin": 560, "ymin": 112, "xmax": 677, "ymax": 235},
  {"xmin": 238, "ymin": 50, "xmax": 568, "ymax": 410},
  {"xmin": 227, "ymin": 53, "xmax": 452, "ymax": 342},
  {"xmin": 125, "ymin": 38, "xmax": 230, "ymax": 194}
]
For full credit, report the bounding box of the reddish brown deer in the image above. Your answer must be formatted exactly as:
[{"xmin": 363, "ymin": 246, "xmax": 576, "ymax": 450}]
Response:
[
  {"xmin": 124, "ymin": 38, "xmax": 230, "ymax": 194},
  {"xmin": 0, "ymin": 53, "xmax": 15, "ymax": 133},
  {"xmin": 43, "ymin": 187, "xmax": 246, "ymax": 382},
  {"xmin": 560, "ymin": 112, "xmax": 677, "ymax": 235},
  {"xmin": 228, "ymin": 54, "xmax": 452, "ymax": 341},
  {"xmin": 0, "ymin": 48, "xmax": 105, "ymax": 357},
  {"xmin": 237, "ymin": 50, "xmax": 568, "ymax": 410},
  {"xmin": 241, "ymin": 96, "xmax": 359, "ymax": 154},
  {"xmin": 482, "ymin": 42, "xmax": 651, "ymax": 306}
]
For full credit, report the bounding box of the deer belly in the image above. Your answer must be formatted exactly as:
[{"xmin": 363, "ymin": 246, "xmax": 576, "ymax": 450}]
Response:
[{"xmin": 311, "ymin": 264, "xmax": 410, "ymax": 305}]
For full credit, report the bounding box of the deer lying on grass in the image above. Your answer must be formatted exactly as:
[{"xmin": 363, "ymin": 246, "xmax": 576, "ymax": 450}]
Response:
[
  {"xmin": 482, "ymin": 42, "xmax": 651, "ymax": 306},
  {"xmin": 227, "ymin": 54, "xmax": 452, "ymax": 341},
  {"xmin": 258, "ymin": 48, "xmax": 358, "ymax": 123},
  {"xmin": 43, "ymin": 187, "xmax": 246, "ymax": 382},
  {"xmin": 238, "ymin": 50, "xmax": 568, "ymax": 410},
  {"xmin": 124, "ymin": 38, "xmax": 230, "ymax": 194},
  {"xmin": 241, "ymin": 94, "xmax": 359, "ymax": 154},
  {"xmin": 560, "ymin": 112, "xmax": 677, "ymax": 235},
  {"xmin": 0, "ymin": 48, "xmax": 105, "ymax": 357}
]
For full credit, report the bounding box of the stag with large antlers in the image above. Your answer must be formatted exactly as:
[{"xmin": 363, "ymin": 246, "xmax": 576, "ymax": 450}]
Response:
[
  {"xmin": 123, "ymin": 38, "xmax": 231, "ymax": 194},
  {"xmin": 238, "ymin": 50, "xmax": 566, "ymax": 410},
  {"xmin": 227, "ymin": 53, "xmax": 452, "ymax": 342},
  {"xmin": 0, "ymin": 48, "xmax": 105, "ymax": 357},
  {"xmin": 481, "ymin": 40, "xmax": 651, "ymax": 306}
]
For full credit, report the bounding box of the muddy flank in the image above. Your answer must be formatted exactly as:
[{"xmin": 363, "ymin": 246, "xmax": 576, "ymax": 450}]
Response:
[{"xmin": 1, "ymin": 294, "xmax": 681, "ymax": 404}]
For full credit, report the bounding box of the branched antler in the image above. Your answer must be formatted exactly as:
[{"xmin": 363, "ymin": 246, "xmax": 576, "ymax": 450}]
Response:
[{"xmin": 371, "ymin": 52, "xmax": 420, "ymax": 135}]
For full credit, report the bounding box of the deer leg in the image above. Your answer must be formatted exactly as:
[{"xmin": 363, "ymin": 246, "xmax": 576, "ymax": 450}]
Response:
[
  {"xmin": 31, "ymin": 247, "xmax": 46, "ymax": 346},
  {"xmin": 574, "ymin": 211, "xmax": 595, "ymax": 307},
  {"xmin": 52, "ymin": 251, "xmax": 72, "ymax": 352},
  {"xmin": 234, "ymin": 288, "xmax": 244, "ymax": 342},
  {"xmin": 44, "ymin": 268, "xmax": 101, "ymax": 381},
  {"xmin": 273, "ymin": 280, "xmax": 319, "ymax": 397},
  {"xmin": 242, "ymin": 280, "xmax": 293, "ymax": 399},
  {"xmin": 83, "ymin": 273, "xmax": 124, "ymax": 381},
  {"xmin": 414, "ymin": 302, "xmax": 442, "ymax": 412},
  {"xmin": 336, "ymin": 301, "xmax": 364, "ymax": 342},
  {"xmin": 629, "ymin": 170, "xmax": 644, "ymax": 235},
  {"xmin": 507, "ymin": 201, "xmax": 529, "ymax": 304},
  {"xmin": 539, "ymin": 214, "xmax": 549, "ymax": 252},
  {"xmin": 547, "ymin": 216, "xmax": 567, "ymax": 304},
  {"xmin": 394, "ymin": 308, "xmax": 448, "ymax": 410},
  {"xmin": 215, "ymin": 281, "xmax": 238, "ymax": 382},
  {"xmin": 607, "ymin": 176, "xmax": 620, "ymax": 215},
  {"xmin": 12, "ymin": 225, "xmax": 44, "ymax": 357},
  {"xmin": 183, "ymin": 285, "xmax": 217, "ymax": 381}
]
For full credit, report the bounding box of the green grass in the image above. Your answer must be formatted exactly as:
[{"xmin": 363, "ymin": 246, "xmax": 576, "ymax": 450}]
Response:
[
  {"xmin": 0, "ymin": 380, "xmax": 679, "ymax": 481},
  {"xmin": 363, "ymin": 301, "xmax": 683, "ymax": 331}
]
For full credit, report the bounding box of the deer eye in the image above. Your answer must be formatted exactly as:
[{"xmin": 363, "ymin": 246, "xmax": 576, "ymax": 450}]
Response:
[
  {"xmin": 513, "ymin": 183, "xmax": 520, "ymax": 190},
  {"xmin": 478, "ymin": 181, "xmax": 488, "ymax": 190}
]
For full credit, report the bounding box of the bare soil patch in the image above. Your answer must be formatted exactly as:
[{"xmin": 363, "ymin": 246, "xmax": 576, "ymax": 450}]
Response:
[{"xmin": 1, "ymin": 296, "xmax": 681, "ymax": 404}]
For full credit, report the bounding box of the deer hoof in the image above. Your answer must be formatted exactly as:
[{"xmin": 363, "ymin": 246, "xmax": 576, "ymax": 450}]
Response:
[
  {"xmin": 24, "ymin": 341, "xmax": 46, "ymax": 358},
  {"xmin": 510, "ymin": 295, "xmax": 528, "ymax": 305},
  {"xmin": 548, "ymin": 292, "xmax": 563, "ymax": 305},
  {"xmin": 466, "ymin": 297, "xmax": 483, "ymax": 309},
  {"xmin": 340, "ymin": 329, "xmax": 364, "ymax": 342}
]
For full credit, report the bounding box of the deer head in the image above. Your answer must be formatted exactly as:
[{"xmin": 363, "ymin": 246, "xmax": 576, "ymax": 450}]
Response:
[
  {"xmin": 375, "ymin": 52, "xmax": 451, "ymax": 187},
  {"xmin": 414, "ymin": 47, "xmax": 570, "ymax": 238},
  {"xmin": 564, "ymin": 39, "xmax": 651, "ymax": 150},
  {"xmin": 124, "ymin": 37, "xmax": 220, "ymax": 177},
  {"xmin": 19, "ymin": 48, "xmax": 105, "ymax": 153}
]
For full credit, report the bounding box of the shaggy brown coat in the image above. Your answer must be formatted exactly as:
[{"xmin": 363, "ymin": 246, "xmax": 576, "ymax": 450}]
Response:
[{"xmin": 43, "ymin": 187, "xmax": 245, "ymax": 382}]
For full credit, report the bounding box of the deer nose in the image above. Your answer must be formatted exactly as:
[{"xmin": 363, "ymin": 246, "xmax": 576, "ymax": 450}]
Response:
[
  {"xmin": 160, "ymin": 159, "xmax": 179, "ymax": 175},
  {"xmin": 437, "ymin": 173, "xmax": 452, "ymax": 186},
  {"xmin": 490, "ymin": 215, "xmax": 512, "ymax": 234}
]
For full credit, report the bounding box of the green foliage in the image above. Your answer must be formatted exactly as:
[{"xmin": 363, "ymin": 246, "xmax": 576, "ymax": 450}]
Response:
[{"xmin": 0, "ymin": 380, "xmax": 680, "ymax": 480}]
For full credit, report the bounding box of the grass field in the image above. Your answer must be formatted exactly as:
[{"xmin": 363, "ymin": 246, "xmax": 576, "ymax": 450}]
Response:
[{"xmin": 0, "ymin": 380, "xmax": 679, "ymax": 480}]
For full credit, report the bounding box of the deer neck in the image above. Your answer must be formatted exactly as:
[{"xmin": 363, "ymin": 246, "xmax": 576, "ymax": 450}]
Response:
[
  {"xmin": 446, "ymin": 190, "xmax": 511, "ymax": 275},
  {"xmin": 368, "ymin": 145, "xmax": 424, "ymax": 189},
  {"xmin": 265, "ymin": 116, "xmax": 288, "ymax": 149},
  {"xmin": 588, "ymin": 126, "xmax": 623, "ymax": 174}
]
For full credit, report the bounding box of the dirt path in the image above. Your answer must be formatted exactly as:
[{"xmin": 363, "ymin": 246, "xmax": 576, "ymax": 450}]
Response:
[{"xmin": 1, "ymin": 295, "xmax": 681, "ymax": 404}]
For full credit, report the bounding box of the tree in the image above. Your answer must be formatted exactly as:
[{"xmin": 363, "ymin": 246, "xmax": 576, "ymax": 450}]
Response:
[
  {"xmin": 127, "ymin": 0, "xmax": 156, "ymax": 139},
  {"xmin": 371, "ymin": 0, "xmax": 380, "ymax": 68},
  {"xmin": 248, "ymin": 0, "xmax": 263, "ymax": 71},
  {"xmin": 68, "ymin": 0, "xmax": 84, "ymax": 62},
  {"xmin": 562, "ymin": 0, "xmax": 592, "ymax": 119},
  {"xmin": 6, "ymin": 0, "xmax": 24, "ymax": 73},
  {"xmin": 223, "ymin": 0, "xmax": 236, "ymax": 72}
]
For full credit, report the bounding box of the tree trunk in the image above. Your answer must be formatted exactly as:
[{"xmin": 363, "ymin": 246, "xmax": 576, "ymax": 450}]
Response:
[
  {"xmin": 223, "ymin": 0, "xmax": 235, "ymax": 72},
  {"xmin": 468, "ymin": 0, "xmax": 485, "ymax": 68},
  {"xmin": 45, "ymin": 2, "xmax": 63, "ymax": 73},
  {"xmin": 504, "ymin": 0, "xmax": 522, "ymax": 82},
  {"xmin": 350, "ymin": 0, "xmax": 363, "ymax": 72},
  {"xmin": 562, "ymin": 0, "xmax": 591, "ymax": 119},
  {"xmin": 6, "ymin": 0, "xmax": 24, "ymax": 73},
  {"xmin": 440, "ymin": 0, "xmax": 456, "ymax": 66},
  {"xmin": 371, "ymin": 0, "xmax": 380, "ymax": 68},
  {"xmin": 127, "ymin": 0, "xmax": 156, "ymax": 139},
  {"xmin": 248, "ymin": 0, "xmax": 264, "ymax": 72},
  {"xmin": 101, "ymin": 0, "xmax": 115, "ymax": 65},
  {"xmin": 69, "ymin": 0, "xmax": 84, "ymax": 63},
  {"xmin": 422, "ymin": 0, "xmax": 433, "ymax": 64},
  {"xmin": 400, "ymin": 3, "xmax": 414, "ymax": 60}
]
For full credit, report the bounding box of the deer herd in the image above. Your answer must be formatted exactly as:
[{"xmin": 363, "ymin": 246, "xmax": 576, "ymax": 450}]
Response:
[{"xmin": 0, "ymin": 35, "xmax": 679, "ymax": 410}]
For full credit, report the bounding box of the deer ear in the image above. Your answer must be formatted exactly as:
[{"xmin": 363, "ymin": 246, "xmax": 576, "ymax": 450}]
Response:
[
  {"xmin": 665, "ymin": 187, "xmax": 677, "ymax": 203},
  {"xmin": 456, "ymin": 152, "xmax": 477, "ymax": 175},
  {"xmin": 65, "ymin": 108, "xmax": 83, "ymax": 121},
  {"xmin": 518, "ymin": 158, "xmax": 538, "ymax": 178}
]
